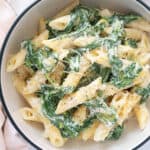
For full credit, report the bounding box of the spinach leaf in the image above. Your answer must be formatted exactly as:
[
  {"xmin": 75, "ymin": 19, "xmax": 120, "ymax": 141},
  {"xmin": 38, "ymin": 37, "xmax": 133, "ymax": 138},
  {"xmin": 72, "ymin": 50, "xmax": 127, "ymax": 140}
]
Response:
[
  {"xmin": 100, "ymin": 18, "xmax": 142, "ymax": 88},
  {"xmin": 125, "ymin": 38, "xmax": 137, "ymax": 48},
  {"xmin": 72, "ymin": 18, "xmax": 135, "ymax": 89},
  {"xmin": 77, "ymin": 63, "xmax": 112, "ymax": 88},
  {"xmin": 108, "ymin": 13, "xmax": 140, "ymax": 24},
  {"xmin": 111, "ymin": 19, "xmax": 125, "ymax": 41},
  {"xmin": 47, "ymin": 5, "xmax": 100, "ymax": 37},
  {"xmin": 85, "ymin": 98, "xmax": 118, "ymax": 126},
  {"xmin": 109, "ymin": 55, "xmax": 123, "ymax": 75},
  {"xmin": 111, "ymin": 63, "xmax": 142, "ymax": 88},
  {"xmin": 136, "ymin": 84, "xmax": 150, "ymax": 103},
  {"xmin": 22, "ymin": 40, "xmax": 58, "ymax": 72},
  {"xmin": 38, "ymin": 84, "xmax": 94, "ymax": 138},
  {"xmin": 64, "ymin": 52, "xmax": 81, "ymax": 72},
  {"xmin": 106, "ymin": 125, "xmax": 124, "ymax": 140}
]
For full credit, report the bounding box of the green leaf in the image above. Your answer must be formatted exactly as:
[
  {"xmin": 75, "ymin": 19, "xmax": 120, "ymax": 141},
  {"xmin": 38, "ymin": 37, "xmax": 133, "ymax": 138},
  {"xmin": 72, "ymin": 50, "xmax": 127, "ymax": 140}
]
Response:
[
  {"xmin": 106, "ymin": 125, "xmax": 124, "ymax": 140},
  {"xmin": 136, "ymin": 84, "xmax": 150, "ymax": 103},
  {"xmin": 38, "ymin": 84, "xmax": 94, "ymax": 138},
  {"xmin": 47, "ymin": 4, "xmax": 100, "ymax": 37},
  {"xmin": 125, "ymin": 39, "xmax": 137, "ymax": 48},
  {"xmin": 85, "ymin": 98, "xmax": 118, "ymax": 126},
  {"xmin": 22, "ymin": 40, "xmax": 58, "ymax": 72},
  {"xmin": 111, "ymin": 63, "xmax": 142, "ymax": 88},
  {"xmin": 66, "ymin": 54, "xmax": 81, "ymax": 72},
  {"xmin": 77, "ymin": 63, "xmax": 112, "ymax": 88},
  {"xmin": 108, "ymin": 13, "xmax": 140, "ymax": 24}
]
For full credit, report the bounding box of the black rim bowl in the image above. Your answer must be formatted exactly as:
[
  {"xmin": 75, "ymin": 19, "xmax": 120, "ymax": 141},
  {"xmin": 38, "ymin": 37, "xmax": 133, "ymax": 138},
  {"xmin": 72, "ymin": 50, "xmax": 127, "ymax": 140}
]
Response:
[{"xmin": 0, "ymin": 0, "xmax": 149, "ymax": 149}]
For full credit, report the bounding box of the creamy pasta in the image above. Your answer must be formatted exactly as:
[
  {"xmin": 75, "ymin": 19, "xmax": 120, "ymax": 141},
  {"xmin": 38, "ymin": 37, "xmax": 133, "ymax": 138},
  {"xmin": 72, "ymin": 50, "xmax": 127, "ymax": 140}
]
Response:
[{"xmin": 7, "ymin": 0, "xmax": 150, "ymax": 147}]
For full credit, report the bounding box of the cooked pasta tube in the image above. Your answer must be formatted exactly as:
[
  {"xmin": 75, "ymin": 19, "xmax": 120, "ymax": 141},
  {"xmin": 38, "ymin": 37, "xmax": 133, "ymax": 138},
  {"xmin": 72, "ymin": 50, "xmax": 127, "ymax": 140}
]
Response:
[
  {"xmin": 56, "ymin": 77, "xmax": 121, "ymax": 114},
  {"xmin": 84, "ymin": 48, "xmax": 110, "ymax": 67},
  {"xmin": 111, "ymin": 91, "xmax": 141, "ymax": 124},
  {"xmin": 134, "ymin": 104, "xmax": 149, "ymax": 129},
  {"xmin": 49, "ymin": 62, "xmax": 65, "ymax": 85},
  {"xmin": 49, "ymin": 15, "xmax": 71, "ymax": 30},
  {"xmin": 53, "ymin": 0, "xmax": 79, "ymax": 18},
  {"xmin": 139, "ymin": 33, "xmax": 150, "ymax": 51},
  {"xmin": 56, "ymin": 77, "xmax": 102, "ymax": 114},
  {"xmin": 100, "ymin": 9, "xmax": 113, "ymax": 17},
  {"xmin": 62, "ymin": 56, "xmax": 91, "ymax": 87},
  {"xmin": 7, "ymin": 49, "xmax": 27, "ymax": 72},
  {"xmin": 21, "ymin": 107, "xmax": 67, "ymax": 147},
  {"xmin": 72, "ymin": 105, "xmax": 87, "ymax": 125},
  {"xmin": 43, "ymin": 35, "xmax": 96, "ymax": 52},
  {"xmin": 127, "ymin": 18, "xmax": 150, "ymax": 33},
  {"xmin": 94, "ymin": 123, "xmax": 112, "ymax": 142},
  {"xmin": 81, "ymin": 121, "xmax": 99, "ymax": 141},
  {"xmin": 32, "ymin": 30, "xmax": 49, "ymax": 47},
  {"xmin": 23, "ymin": 71, "xmax": 46, "ymax": 94},
  {"xmin": 105, "ymin": 27, "xmax": 147, "ymax": 41},
  {"xmin": 39, "ymin": 18, "xmax": 46, "ymax": 34},
  {"xmin": 73, "ymin": 36, "xmax": 96, "ymax": 47},
  {"xmin": 43, "ymin": 37, "xmax": 75, "ymax": 51}
]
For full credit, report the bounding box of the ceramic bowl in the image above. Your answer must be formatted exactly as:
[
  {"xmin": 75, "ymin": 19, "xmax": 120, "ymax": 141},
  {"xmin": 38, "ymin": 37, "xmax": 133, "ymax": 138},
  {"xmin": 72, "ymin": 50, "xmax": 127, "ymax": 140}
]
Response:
[{"xmin": 0, "ymin": 0, "xmax": 150, "ymax": 149}]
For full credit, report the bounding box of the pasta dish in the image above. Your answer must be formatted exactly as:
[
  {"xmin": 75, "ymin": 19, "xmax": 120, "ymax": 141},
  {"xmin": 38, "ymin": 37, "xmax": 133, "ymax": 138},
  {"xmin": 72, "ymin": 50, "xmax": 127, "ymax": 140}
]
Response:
[{"xmin": 7, "ymin": 0, "xmax": 150, "ymax": 147}]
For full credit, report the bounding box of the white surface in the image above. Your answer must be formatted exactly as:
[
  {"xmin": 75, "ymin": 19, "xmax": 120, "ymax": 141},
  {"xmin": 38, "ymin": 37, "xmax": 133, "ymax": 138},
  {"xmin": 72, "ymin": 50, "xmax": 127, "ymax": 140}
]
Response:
[{"xmin": 3, "ymin": 0, "xmax": 150, "ymax": 150}]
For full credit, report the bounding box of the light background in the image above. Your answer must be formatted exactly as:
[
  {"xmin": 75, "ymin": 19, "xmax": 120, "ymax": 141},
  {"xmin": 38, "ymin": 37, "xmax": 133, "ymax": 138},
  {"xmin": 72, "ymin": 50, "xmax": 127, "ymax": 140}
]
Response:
[{"xmin": 0, "ymin": 0, "xmax": 149, "ymax": 149}]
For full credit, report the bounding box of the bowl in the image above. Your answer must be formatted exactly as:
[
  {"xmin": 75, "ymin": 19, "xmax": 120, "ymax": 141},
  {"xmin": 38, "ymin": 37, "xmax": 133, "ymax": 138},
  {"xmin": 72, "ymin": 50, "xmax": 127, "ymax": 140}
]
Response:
[{"xmin": 0, "ymin": 0, "xmax": 150, "ymax": 149}]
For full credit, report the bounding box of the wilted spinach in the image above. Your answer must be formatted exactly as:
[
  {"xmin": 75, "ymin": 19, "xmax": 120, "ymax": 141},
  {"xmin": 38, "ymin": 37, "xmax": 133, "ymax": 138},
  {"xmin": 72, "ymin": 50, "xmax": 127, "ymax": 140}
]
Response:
[
  {"xmin": 125, "ymin": 38, "xmax": 137, "ymax": 48},
  {"xmin": 85, "ymin": 98, "xmax": 118, "ymax": 126},
  {"xmin": 47, "ymin": 5, "xmax": 100, "ymax": 37},
  {"xmin": 22, "ymin": 40, "xmax": 58, "ymax": 72},
  {"xmin": 38, "ymin": 84, "xmax": 94, "ymax": 138},
  {"xmin": 136, "ymin": 84, "xmax": 150, "ymax": 103},
  {"xmin": 106, "ymin": 125, "xmax": 124, "ymax": 140},
  {"xmin": 64, "ymin": 51, "xmax": 81, "ymax": 72},
  {"xmin": 107, "ymin": 13, "xmax": 140, "ymax": 24},
  {"xmin": 100, "ymin": 18, "xmax": 142, "ymax": 88},
  {"xmin": 77, "ymin": 63, "xmax": 112, "ymax": 88},
  {"xmin": 38, "ymin": 84, "xmax": 118, "ymax": 137},
  {"xmin": 111, "ymin": 63, "xmax": 142, "ymax": 88}
]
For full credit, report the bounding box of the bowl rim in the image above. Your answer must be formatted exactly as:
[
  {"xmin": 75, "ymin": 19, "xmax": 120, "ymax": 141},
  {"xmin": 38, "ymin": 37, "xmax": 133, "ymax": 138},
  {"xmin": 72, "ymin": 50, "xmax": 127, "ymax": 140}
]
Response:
[{"xmin": 0, "ymin": 0, "xmax": 149, "ymax": 149}]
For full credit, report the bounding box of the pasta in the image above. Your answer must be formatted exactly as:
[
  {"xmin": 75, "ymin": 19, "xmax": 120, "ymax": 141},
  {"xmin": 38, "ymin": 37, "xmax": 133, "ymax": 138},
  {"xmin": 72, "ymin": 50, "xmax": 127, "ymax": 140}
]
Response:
[
  {"xmin": 72, "ymin": 105, "xmax": 87, "ymax": 124},
  {"xmin": 32, "ymin": 30, "xmax": 49, "ymax": 47},
  {"xmin": 23, "ymin": 71, "xmax": 46, "ymax": 94},
  {"xmin": 7, "ymin": 49, "xmax": 26, "ymax": 72},
  {"xmin": 21, "ymin": 107, "xmax": 67, "ymax": 147},
  {"xmin": 7, "ymin": 2, "xmax": 150, "ymax": 147},
  {"xmin": 62, "ymin": 56, "xmax": 90, "ymax": 87},
  {"xmin": 56, "ymin": 77, "xmax": 102, "ymax": 114},
  {"xmin": 80, "ymin": 121, "xmax": 99, "ymax": 141},
  {"xmin": 94, "ymin": 123, "xmax": 112, "ymax": 141},
  {"xmin": 49, "ymin": 15, "xmax": 71, "ymax": 31},
  {"xmin": 53, "ymin": 0, "xmax": 79, "ymax": 18},
  {"xmin": 134, "ymin": 104, "xmax": 149, "ymax": 129},
  {"xmin": 127, "ymin": 18, "xmax": 150, "ymax": 33},
  {"xmin": 39, "ymin": 18, "xmax": 46, "ymax": 34},
  {"xmin": 111, "ymin": 91, "xmax": 141, "ymax": 125}
]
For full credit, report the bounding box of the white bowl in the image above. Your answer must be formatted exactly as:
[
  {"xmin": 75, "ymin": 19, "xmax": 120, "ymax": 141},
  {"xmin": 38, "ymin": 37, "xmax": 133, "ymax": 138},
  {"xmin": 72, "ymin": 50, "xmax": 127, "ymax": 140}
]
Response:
[{"xmin": 0, "ymin": 0, "xmax": 150, "ymax": 149}]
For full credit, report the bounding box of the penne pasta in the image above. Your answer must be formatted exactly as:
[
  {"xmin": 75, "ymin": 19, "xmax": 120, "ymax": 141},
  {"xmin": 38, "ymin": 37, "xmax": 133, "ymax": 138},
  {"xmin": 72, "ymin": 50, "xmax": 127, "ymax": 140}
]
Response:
[
  {"xmin": 7, "ymin": 49, "xmax": 27, "ymax": 72},
  {"xmin": 127, "ymin": 19, "xmax": 150, "ymax": 33},
  {"xmin": 23, "ymin": 71, "xmax": 46, "ymax": 94},
  {"xmin": 56, "ymin": 77, "xmax": 102, "ymax": 114},
  {"xmin": 62, "ymin": 56, "xmax": 91, "ymax": 87},
  {"xmin": 7, "ymin": 3, "xmax": 150, "ymax": 147},
  {"xmin": 39, "ymin": 18, "xmax": 46, "ymax": 34},
  {"xmin": 32, "ymin": 30, "xmax": 49, "ymax": 47},
  {"xmin": 53, "ymin": 0, "xmax": 79, "ymax": 18},
  {"xmin": 134, "ymin": 104, "xmax": 149, "ymax": 129}
]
